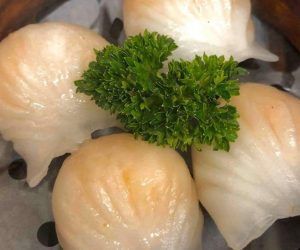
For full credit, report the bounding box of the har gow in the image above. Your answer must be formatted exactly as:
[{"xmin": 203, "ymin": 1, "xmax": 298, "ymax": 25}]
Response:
[
  {"xmin": 123, "ymin": 0, "xmax": 278, "ymax": 62},
  {"xmin": 53, "ymin": 133, "xmax": 203, "ymax": 250},
  {"xmin": 192, "ymin": 83, "xmax": 300, "ymax": 249},
  {"xmin": 0, "ymin": 22, "xmax": 118, "ymax": 187}
]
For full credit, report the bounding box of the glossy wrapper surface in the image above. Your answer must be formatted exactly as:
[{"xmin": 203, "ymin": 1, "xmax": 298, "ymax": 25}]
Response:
[
  {"xmin": 53, "ymin": 134, "xmax": 203, "ymax": 250},
  {"xmin": 0, "ymin": 22, "xmax": 118, "ymax": 187},
  {"xmin": 193, "ymin": 83, "xmax": 300, "ymax": 249},
  {"xmin": 123, "ymin": 0, "xmax": 277, "ymax": 62}
]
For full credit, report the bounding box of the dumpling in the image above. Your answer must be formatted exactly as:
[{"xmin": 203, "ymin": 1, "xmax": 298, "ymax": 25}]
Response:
[
  {"xmin": 0, "ymin": 22, "xmax": 118, "ymax": 187},
  {"xmin": 123, "ymin": 0, "xmax": 278, "ymax": 62},
  {"xmin": 0, "ymin": 137, "xmax": 13, "ymax": 169},
  {"xmin": 192, "ymin": 83, "xmax": 300, "ymax": 249},
  {"xmin": 53, "ymin": 133, "xmax": 203, "ymax": 250}
]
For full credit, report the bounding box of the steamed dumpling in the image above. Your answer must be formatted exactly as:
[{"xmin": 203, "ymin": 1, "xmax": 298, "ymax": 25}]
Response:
[
  {"xmin": 123, "ymin": 0, "xmax": 278, "ymax": 62},
  {"xmin": 0, "ymin": 22, "xmax": 118, "ymax": 187},
  {"xmin": 0, "ymin": 137, "xmax": 13, "ymax": 168},
  {"xmin": 192, "ymin": 83, "xmax": 300, "ymax": 249},
  {"xmin": 53, "ymin": 133, "xmax": 203, "ymax": 250}
]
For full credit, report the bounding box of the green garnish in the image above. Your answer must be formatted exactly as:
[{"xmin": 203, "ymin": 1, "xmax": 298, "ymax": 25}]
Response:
[{"xmin": 75, "ymin": 31, "xmax": 246, "ymax": 151}]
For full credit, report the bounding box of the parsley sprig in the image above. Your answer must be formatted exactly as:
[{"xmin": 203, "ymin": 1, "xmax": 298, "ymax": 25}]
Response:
[{"xmin": 75, "ymin": 31, "xmax": 246, "ymax": 151}]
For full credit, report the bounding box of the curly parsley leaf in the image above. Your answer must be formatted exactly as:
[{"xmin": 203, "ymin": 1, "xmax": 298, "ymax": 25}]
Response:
[{"xmin": 75, "ymin": 30, "xmax": 246, "ymax": 151}]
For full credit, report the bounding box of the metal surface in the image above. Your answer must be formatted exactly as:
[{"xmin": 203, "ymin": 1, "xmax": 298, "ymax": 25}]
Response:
[{"xmin": 0, "ymin": 0, "xmax": 299, "ymax": 249}]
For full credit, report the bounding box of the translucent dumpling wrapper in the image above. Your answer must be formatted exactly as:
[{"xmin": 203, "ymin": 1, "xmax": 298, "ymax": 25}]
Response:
[
  {"xmin": 0, "ymin": 22, "xmax": 118, "ymax": 187},
  {"xmin": 53, "ymin": 133, "xmax": 203, "ymax": 250},
  {"xmin": 123, "ymin": 0, "xmax": 278, "ymax": 62},
  {"xmin": 192, "ymin": 83, "xmax": 300, "ymax": 249}
]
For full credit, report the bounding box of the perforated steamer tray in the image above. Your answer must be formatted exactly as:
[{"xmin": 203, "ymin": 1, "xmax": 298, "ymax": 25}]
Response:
[{"xmin": 0, "ymin": 0, "xmax": 300, "ymax": 249}]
